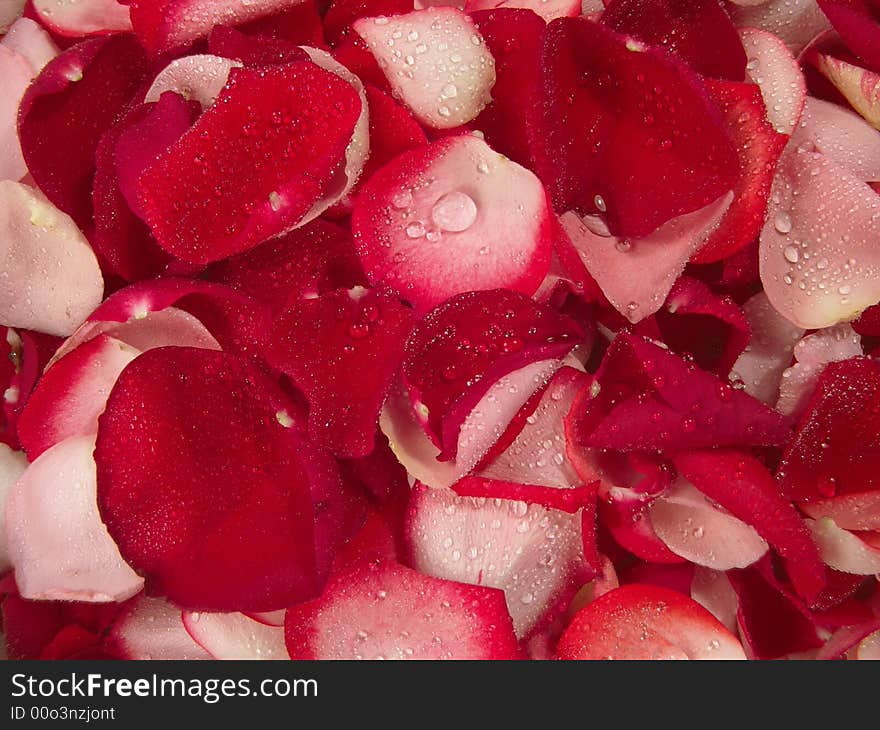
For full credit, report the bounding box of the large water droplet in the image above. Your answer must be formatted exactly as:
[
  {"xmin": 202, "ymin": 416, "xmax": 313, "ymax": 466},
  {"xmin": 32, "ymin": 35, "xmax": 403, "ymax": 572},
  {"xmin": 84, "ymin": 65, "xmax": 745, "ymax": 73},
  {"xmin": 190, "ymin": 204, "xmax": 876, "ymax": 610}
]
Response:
[
  {"xmin": 431, "ymin": 191, "xmax": 478, "ymax": 233},
  {"xmin": 774, "ymin": 211, "xmax": 793, "ymax": 234},
  {"xmin": 783, "ymin": 245, "xmax": 800, "ymax": 263}
]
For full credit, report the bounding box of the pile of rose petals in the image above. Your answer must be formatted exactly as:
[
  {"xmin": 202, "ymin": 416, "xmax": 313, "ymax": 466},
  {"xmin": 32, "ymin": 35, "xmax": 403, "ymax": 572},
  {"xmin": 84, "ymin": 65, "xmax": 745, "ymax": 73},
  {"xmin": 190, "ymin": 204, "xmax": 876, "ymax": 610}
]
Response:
[{"xmin": 1, "ymin": 0, "xmax": 879, "ymax": 662}]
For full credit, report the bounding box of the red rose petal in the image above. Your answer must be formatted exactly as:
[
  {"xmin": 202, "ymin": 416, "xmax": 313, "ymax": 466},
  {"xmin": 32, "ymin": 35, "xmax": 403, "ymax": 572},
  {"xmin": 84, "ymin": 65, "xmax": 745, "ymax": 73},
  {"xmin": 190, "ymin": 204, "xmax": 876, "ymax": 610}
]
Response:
[
  {"xmin": 353, "ymin": 135, "xmax": 554, "ymax": 314},
  {"xmin": 138, "ymin": 62, "xmax": 362, "ymax": 265},
  {"xmin": 208, "ymin": 219, "xmax": 366, "ymax": 316},
  {"xmin": 567, "ymin": 332, "xmax": 791, "ymax": 451},
  {"xmin": 654, "ymin": 275, "xmax": 751, "ymax": 377},
  {"xmin": 360, "ymin": 84, "xmax": 427, "ymax": 182},
  {"xmin": 469, "ymin": 8, "xmax": 543, "ymax": 170},
  {"xmin": 779, "ymin": 358, "xmax": 880, "ymax": 503},
  {"xmin": 692, "ymin": 79, "xmax": 789, "ymax": 263},
  {"xmin": 817, "ymin": 0, "xmax": 880, "ymax": 72},
  {"xmin": 18, "ymin": 33, "xmax": 149, "ymax": 231},
  {"xmin": 95, "ymin": 347, "xmax": 320, "ymax": 612},
  {"xmin": 816, "ymin": 617, "xmax": 880, "ymax": 659},
  {"xmin": 6, "ymin": 435, "xmax": 144, "ymax": 602},
  {"xmin": 537, "ymin": 17, "xmax": 738, "ymax": 238},
  {"xmin": 402, "ymin": 289, "xmax": 583, "ymax": 457},
  {"xmin": 126, "ymin": 0, "xmax": 309, "ymax": 55},
  {"xmin": 32, "ymin": 0, "xmax": 131, "ymax": 37},
  {"xmin": 675, "ymin": 449, "xmax": 826, "ymax": 602},
  {"xmin": 207, "ymin": 25, "xmax": 308, "ymax": 66},
  {"xmin": 405, "ymin": 483, "xmax": 589, "ymax": 638},
  {"xmin": 556, "ymin": 584, "xmax": 746, "ymax": 659},
  {"xmin": 601, "ymin": 0, "xmax": 747, "ymax": 80},
  {"xmin": 727, "ymin": 565, "xmax": 823, "ymax": 659},
  {"xmin": 145, "ymin": 55, "xmax": 240, "ymax": 110},
  {"xmin": 285, "ymin": 558, "xmax": 521, "ymax": 659},
  {"xmin": 266, "ymin": 287, "xmax": 414, "ymax": 458}
]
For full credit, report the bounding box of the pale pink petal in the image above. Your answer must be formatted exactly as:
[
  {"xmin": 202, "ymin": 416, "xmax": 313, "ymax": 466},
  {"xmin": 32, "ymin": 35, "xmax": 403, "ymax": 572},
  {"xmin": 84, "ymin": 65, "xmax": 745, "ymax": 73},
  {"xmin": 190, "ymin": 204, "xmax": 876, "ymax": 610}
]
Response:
[
  {"xmin": 730, "ymin": 291, "xmax": 804, "ymax": 404},
  {"xmin": 690, "ymin": 567, "xmax": 739, "ymax": 635},
  {"xmin": 145, "ymin": 54, "xmax": 241, "ymax": 109},
  {"xmin": 0, "ymin": 181, "xmax": 103, "ymax": 336},
  {"xmin": 109, "ymin": 596, "xmax": 211, "ymax": 660},
  {"xmin": 32, "ymin": 0, "xmax": 131, "ymax": 36},
  {"xmin": 740, "ymin": 27, "xmax": 806, "ymax": 135},
  {"xmin": 183, "ymin": 611, "xmax": 288, "ymax": 659},
  {"xmin": 729, "ymin": 0, "xmax": 831, "ymax": 55},
  {"xmin": 354, "ymin": 8, "xmax": 495, "ymax": 129},
  {"xmin": 0, "ymin": 47, "xmax": 37, "ymax": 181},
  {"xmin": 5, "ymin": 435, "xmax": 143, "ymax": 602},
  {"xmin": 806, "ymin": 517, "xmax": 880, "ymax": 575},
  {"xmin": 813, "ymin": 52, "xmax": 880, "ymax": 131},
  {"xmin": 0, "ymin": 443, "xmax": 27, "ymax": 573},
  {"xmin": 559, "ymin": 193, "xmax": 733, "ymax": 323},
  {"xmin": 1, "ymin": 17, "xmax": 58, "ymax": 73},
  {"xmin": 760, "ymin": 147, "xmax": 880, "ymax": 329}
]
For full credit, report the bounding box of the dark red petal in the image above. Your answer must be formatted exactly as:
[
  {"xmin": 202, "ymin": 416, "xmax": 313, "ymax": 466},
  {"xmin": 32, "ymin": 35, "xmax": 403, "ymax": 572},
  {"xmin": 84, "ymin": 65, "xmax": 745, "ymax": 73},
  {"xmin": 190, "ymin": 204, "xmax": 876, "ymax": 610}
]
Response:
[
  {"xmin": 470, "ymin": 8, "xmax": 544, "ymax": 170},
  {"xmin": 284, "ymin": 558, "xmax": 521, "ymax": 659},
  {"xmin": 817, "ymin": 617, "xmax": 880, "ymax": 659},
  {"xmin": 360, "ymin": 84, "xmax": 427, "ymax": 182},
  {"xmin": 138, "ymin": 62, "xmax": 361, "ymax": 265},
  {"xmin": 779, "ymin": 357, "xmax": 880, "ymax": 502},
  {"xmin": 601, "ymin": 0, "xmax": 747, "ymax": 80},
  {"xmin": 619, "ymin": 562, "xmax": 696, "ymax": 596},
  {"xmin": 339, "ymin": 430, "xmax": 409, "ymax": 505},
  {"xmin": 556, "ymin": 583, "xmax": 746, "ymax": 659},
  {"xmin": 692, "ymin": 79, "xmax": 789, "ymax": 263},
  {"xmin": 266, "ymin": 287, "xmax": 414, "ymax": 459},
  {"xmin": 323, "ymin": 0, "xmax": 412, "ymax": 46},
  {"xmin": 63, "ymin": 278, "xmax": 270, "ymax": 361},
  {"xmin": 653, "ymin": 275, "xmax": 751, "ymax": 377},
  {"xmin": 207, "ymin": 25, "xmax": 308, "ymax": 66},
  {"xmin": 567, "ymin": 332, "xmax": 791, "ymax": 452},
  {"xmin": 95, "ymin": 347, "xmax": 320, "ymax": 612},
  {"xmin": 402, "ymin": 289, "xmax": 583, "ymax": 458},
  {"xmin": 536, "ymin": 17, "xmax": 738, "ymax": 237},
  {"xmin": 727, "ymin": 565, "xmax": 823, "ymax": 660},
  {"xmin": 231, "ymin": 0, "xmax": 325, "ymax": 48},
  {"xmin": 18, "ymin": 33, "xmax": 149, "ymax": 231},
  {"xmin": 207, "ymin": 219, "xmax": 366, "ymax": 316},
  {"xmin": 675, "ymin": 449, "xmax": 826, "ymax": 602},
  {"xmin": 817, "ymin": 0, "xmax": 880, "ymax": 72}
]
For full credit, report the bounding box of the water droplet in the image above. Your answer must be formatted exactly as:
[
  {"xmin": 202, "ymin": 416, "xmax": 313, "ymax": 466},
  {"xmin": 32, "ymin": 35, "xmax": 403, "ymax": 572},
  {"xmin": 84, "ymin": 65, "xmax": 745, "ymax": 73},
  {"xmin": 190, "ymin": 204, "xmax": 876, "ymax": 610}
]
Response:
[
  {"xmin": 594, "ymin": 194, "xmax": 607, "ymax": 212},
  {"xmin": 431, "ymin": 191, "xmax": 478, "ymax": 233},
  {"xmin": 774, "ymin": 211, "xmax": 792, "ymax": 234},
  {"xmin": 783, "ymin": 245, "xmax": 800, "ymax": 263},
  {"xmin": 405, "ymin": 221, "xmax": 426, "ymax": 239}
]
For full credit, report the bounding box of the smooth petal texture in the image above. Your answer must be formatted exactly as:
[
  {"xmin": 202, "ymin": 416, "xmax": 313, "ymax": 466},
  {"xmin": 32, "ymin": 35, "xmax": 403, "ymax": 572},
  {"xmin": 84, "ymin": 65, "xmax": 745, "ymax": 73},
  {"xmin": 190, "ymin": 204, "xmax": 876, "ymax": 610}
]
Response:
[
  {"xmin": 0, "ymin": 181, "xmax": 103, "ymax": 337},
  {"xmin": 729, "ymin": 0, "xmax": 831, "ymax": 55},
  {"xmin": 95, "ymin": 348, "xmax": 319, "ymax": 612},
  {"xmin": 807, "ymin": 517, "xmax": 880, "ymax": 574},
  {"xmin": 817, "ymin": 0, "xmax": 880, "ymax": 71},
  {"xmin": 2, "ymin": 17, "xmax": 58, "ymax": 74},
  {"xmin": 729, "ymin": 291, "xmax": 805, "ymax": 405},
  {"xmin": 144, "ymin": 54, "xmax": 241, "ymax": 109},
  {"xmin": 32, "ymin": 0, "xmax": 132, "ymax": 36},
  {"xmin": 107, "ymin": 596, "xmax": 211, "ymax": 660},
  {"xmin": 601, "ymin": 0, "xmax": 747, "ymax": 80},
  {"xmin": 0, "ymin": 39, "xmax": 43, "ymax": 181},
  {"xmin": 354, "ymin": 8, "xmax": 496, "ymax": 129},
  {"xmin": 353, "ymin": 135, "xmax": 554, "ymax": 314},
  {"xmin": 739, "ymin": 27, "xmax": 806, "ymax": 134},
  {"xmin": 127, "ymin": 0, "xmax": 309, "ymax": 54},
  {"xmin": 776, "ymin": 323, "xmax": 863, "ymax": 418},
  {"xmin": 138, "ymin": 62, "xmax": 361, "ymax": 265},
  {"xmin": 675, "ymin": 449, "xmax": 826, "ymax": 601},
  {"xmin": 401, "ymin": 289, "xmax": 582, "ymax": 457},
  {"xmin": 0, "ymin": 443, "xmax": 28, "ymax": 573},
  {"xmin": 266, "ymin": 287, "xmax": 414, "ymax": 458},
  {"xmin": 779, "ymin": 357, "xmax": 880, "ymax": 502},
  {"xmin": 812, "ymin": 52, "xmax": 880, "ymax": 130},
  {"xmin": 285, "ymin": 558, "xmax": 520, "ymax": 659},
  {"xmin": 567, "ymin": 333, "xmax": 791, "ymax": 451},
  {"xmin": 183, "ymin": 611, "xmax": 288, "ymax": 659},
  {"xmin": 690, "ymin": 567, "xmax": 739, "ymax": 634},
  {"xmin": 465, "ymin": 0, "xmax": 579, "ymax": 22},
  {"xmin": 405, "ymin": 484, "xmax": 587, "ymax": 637},
  {"xmin": 649, "ymin": 479, "xmax": 769, "ymax": 570},
  {"xmin": 537, "ymin": 17, "xmax": 738, "ymax": 238},
  {"xmin": 18, "ymin": 34, "xmax": 149, "ymax": 231},
  {"xmin": 558, "ymin": 194, "xmax": 733, "ymax": 323},
  {"xmin": 6, "ymin": 435, "xmax": 144, "ymax": 602},
  {"xmin": 557, "ymin": 584, "xmax": 746, "ymax": 659},
  {"xmin": 18, "ymin": 334, "xmax": 139, "ymax": 460},
  {"xmin": 759, "ymin": 147, "xmax": 880, "ymax": 329}
]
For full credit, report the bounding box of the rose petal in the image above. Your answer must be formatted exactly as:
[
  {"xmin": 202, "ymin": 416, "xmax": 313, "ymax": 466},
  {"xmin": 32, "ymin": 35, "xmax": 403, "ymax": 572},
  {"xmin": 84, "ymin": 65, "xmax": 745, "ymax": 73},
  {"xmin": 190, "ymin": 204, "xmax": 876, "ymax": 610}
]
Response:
[
  {"xmin": 183, "ymin": 611, "xmax": 288, "ymax": 659},
  {"xmin": 107, "ymin": 596, "xmax": 211, "ymax": 660},
  {"xmin": 729, "ymin": 0, "xmax": 831, "ymax": 55},
  {"xmin": 6, "ymin": 434, "xmax": 144, "ymax": 602},
  {"xmin": 353, "ymin": 8, "xmax": 496, "ymax": 129},
  {"xmin": 32, "ymin": 0, "xmax": 131, "ymax": 37},
  {"xmin": 0, "ymin": 443, "xmax": 27, "ymax": 573},
  {"xmin": 807, "ymin": 517, "xmax": 880, "ymax": 574},
  {"xmin": 0, "ymin": 180, "xmax": 103, "ymax": 336},
  {"xmin": 812, "ymin": 51, "xmax": 880, "ymax": 130},
  {"xmin": 145, "ymin": 54, "xmax": 241, "ymax": 109}
]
